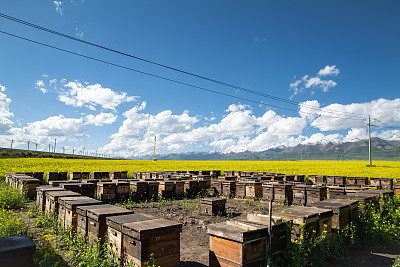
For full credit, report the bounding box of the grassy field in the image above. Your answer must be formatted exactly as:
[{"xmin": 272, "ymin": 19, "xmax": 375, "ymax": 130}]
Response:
[{"xmin": 0, "ymin": 158, "xmax": 399, "ymax": 182}]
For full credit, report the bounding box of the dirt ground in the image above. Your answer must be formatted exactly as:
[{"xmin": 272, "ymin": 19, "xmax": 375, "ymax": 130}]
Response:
[{"xmin": 19, "ymin": 198, "xmax": 400, "ymax": 267}]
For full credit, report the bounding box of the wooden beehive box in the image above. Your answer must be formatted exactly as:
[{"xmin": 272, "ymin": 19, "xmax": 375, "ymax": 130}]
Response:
[
  {"xmin": 197, "ymin": 180, "xmax": 208, "ymax": 193},
  {"xmin": 84, "ymin": 205, "xmax": 134, "ymax": 244},
  {"xmin": 49, "ymin": 180, "xmax": 79, "ymax": 187},
  {"xmin": 284, "ymin": 175, "xmax": 295, "ymax": 182},
  {"xmin": 246, "ymin": 182, "xmax": 262, "ymax": 198},
  {"xmin": 0, "ymin": 235, "xmax": 36, "ymax": 266},
  {"xmin": 394, "ymin": 185, "xmax": 400, "ymax": 196},
  {"xmin": 347, "ymin": 177, "xmax": 368, "ymax": 186},
  {"xmin": 158, "ymin": 181, "xmax": 175, "ymax": 198},
  {"xmin": 272, "ymin": 175, "xmax": 285, "ymax": 182},
  {"xmin": 18, "ymin": 177, "xmax": 41, "ymax": 199},
  {"xmin": 326, "ymin": 176, "xmax": 336, "ymax": 185},
  {"xmin": 129, "ymin": 181, "xmax": 148, "ymax": 199},
  {"xmin": 106, "ymin": 213, "xmax": 158, "ymax": 258},
  {"xmin": 110, "ymin": 171, "xmax": 128, "ymax": 179},
  {"xmin": 307, "ymin": 185, "xmax": 327, "ymax": 203},
  {"xmin": 196, "ymin": 175, "xmax": 211, "ymax": 187},
  {"xmin": 60, "ymin": 183, "xmax": 82, "ymax": 193},
  {"xmin": 262, "ymin": 183, "xmax": 274, "ymax": 201},
  {"xmin": 298, "ymin": 206, "xmax": 333, "ymax": 238},
  {"xmin": 77, "ymin": 204, "xmax": 110, "ymax": 237},
  {"xmin": 246, "ymin": 214, "xmax": 287, "ymax": 255},
  {"xmin": 208, "ymin": 220, "xmax": 268, "ymax": 267},
  {"xmin": 370, "ymin": 177, "xmax": 381, "ymax": 188},
  {"xmin": 79, "ymin": 183, "xmax": 96, "ymax": 198},
  {"xmin": 116, "ymin": 181, "xmax": 130, "ymax": 199},
  {"xmin": 47, "ymin": 172, "xmax": 68, "ymax": 181},
  {"xmin": 147, "ymin": 181, "xmax": 159, "ymax": 199},
  {"xmin": 122, "ymin": 218, "xmax": 182, "ymax": 267},
  {"xmin": 70, "ymin": 172, "xmax": 82, "ymax": 180},
  {"xmin": 307, "ymin": 200, "xmax": 351, "ymax": 230},
  {"xmin": 218, "ymin": 175, "xmax": 237, "ymax": 181},
  {"xmin": 334, "ymin": 176, "xmax": 347, "ymax": 185},
  {"xmin": 91, "ymin": 171, "xmax": 110, "ymax": 179},
  {"xmin": 174, "ymin": 181, "xmax": 185, "ymax": 199},
  {"xmin": 328, "ymin": 186, "xmax": 346, "ymax": 199},
  {"xmin": 222, "ymin": 181, "xmax": 236, "ymax": 198},
  {"xmin": 294, "ymin": 174, "xmax": 305, "ymax": 182},
  {"xmin": 97, "ymin": 182, "xmax": 117, "ymax": 200},
  {"xmin": 380, "ymin": 178, "xmax": 394, "ymax": 190},
  {"xmin": 45, "ymin": 190, "xmax": 81, "ymax": 214},
  {"xmin": 36, "ymin": 186, "xmax": 65, "ymax": 211},
  {"xmin": 223, "ymin": 171, "xmax": 235, "ymax": 176},
  {"xmin": 278, "ymin": 206, "xmax": 320, "ymax": 241},
  {"xmin": 81, "ymin": 172, "xmax": 90, "ymax": 179},
  {"xmin": 274, "ymin": 183, "xmax": 293, "ymax": 205},
  {"xmin": 308, "ymin": 175, "xmax": 326, "ymax": 184},
  {"xmin": 185, "ymin": 180, "xmax": 199, "ymax": 197},
  {"xmin": 236, "ymin": 182, "xmax": 247, "ymax": 198},
  {"xmin": 325, "ymin": 198, "xmax": 359, "ymax": 224},
  {"xmin": 292, "ymin": 185, "xmax": 307, "ymax": 205},
  {"xmin": 200, "ymin": 197, "xmax": 226, "ymax": 215},
  {"xmin": 58, "ymin": 196, "xmax": 102, "ymax": 231}
]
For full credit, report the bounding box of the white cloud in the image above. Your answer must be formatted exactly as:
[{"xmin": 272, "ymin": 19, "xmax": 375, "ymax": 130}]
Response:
[
  {"xmin": 302, "ymin": 133, "xmax": 342, "ymax": 145},
  {"xmin": 35, "ymin": 80, "xmax": 47, "ymax": 94},
  {"xmin": 75, "ymin": 27, "xmax": 84, "ymax": 39},
  {"xmin": 0, "ymin": 92, "xmax": 14, "ymax": 133},
  {"xmin": 268, "ymin": 117, "xmax": 307, "ymax": 135},
  {"xmin": 377, "ymin": 130, "xmax": 400, "ymax": 141},
  {"xmin": 26, "ymin": 114, "xmax": 85, "ymax": 137},
  {"xmin": 58, "ymin": 81, "xmax": 137, "ymax": 111},
  {"xmin": 85, "ymin": 112, "xmax": 118, "ymax": 126},
  {"xmin": 53, "ymin": 1, "xmax": 63, "ymax": 15},
  {"xmin": 226, "ymin": 103, "xmax": 250, "ymax": 112},
  {"xmin": 299, "ymin": 100, "xmax": 320, "ymax": 121},
  {"xmin": 290, "ymin": 65, "xmax": 339, "ymax": 98},
  {"xmin": 318, "ymin": 65, "xmax": 340, "ymax": 76},
  {"xmin": 0, "ymin": 84, "xmax": 6, "ymax": 92},
  {"xmin": 343, "ymin": 128, "xmax": 368, "ymax": 142},
  {"xmin": 311, "ymin": 98, "xmax": 400, "ymax": 131}
]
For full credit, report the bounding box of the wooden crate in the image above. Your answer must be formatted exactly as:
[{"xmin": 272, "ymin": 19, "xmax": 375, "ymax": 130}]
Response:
[
  {"xmin": 77, "ymin": 204, "xmax": 111, "ymax": 237},
  {"xmin": 236, "ymin": 182, "xmax": 246, "ymax": 198},
  {"xmin": 47, "ymin": 172, "xmax": 68, "ymax": 181},
  {"xmin": 196, "ymin": 175, "xmax": 212, "ymax": 187},
  {"xmin": 158, "ymin": 181, "xmax": 175, "ymax": 199},
  {"xmin": 246, "ymin": 214, "xmax": 287, "ymax": 254},
  {"xmin": 58, "ymin": 196, "xmax": 102, "ymax": 231},
  {"xmin": 299, "ymin": 207, "xmax": 333, "ymax": 238},
  {"xmin": 147, "ymin": 181, "xmax": 159, "ymax": 199},
  {"xmin": 292, "ymin": 185, "xmax": 307, "ymax": 205},
  {"xmin": 222, "ymin": 181, "xmax": 236, "ymax": 198},
  {"xmin": 283, "ymin": 175, "xmax": 295, "ymax": 182},
  {"xmin": 110, "ymin": 171, "xmax": 128, "ymax": 179},
  {"xmin": 370, "ymin": 177, "xmax": 381, "ymax": 188},
  {"xmin": 106, "ymin": 213, "xmax": 158, "ymax": 258},
  {"xmin": 185, "ymin": 180, "xmax": 199, "ymax": 197},
  {"xmin": 200, "ymin": 197, "xmax": 226, "ymax": 215},
  {"xmin": 85, "ymin": 205, "xmax": 134, "ymax": 244},
  {"xmin": 272, "ymin": 175, "xmax": 285, "ymax": 182},
  {"xmin": 70, "ymin": 172, "xmax": 82, "ymax": 180},
  {"xmin": 394, "ymin": 185, "xmax": 400, "ymax": 196},
  {"xmin": 79, "ymin": 183, "xmax": 96, "ymax": 198},
  {"xmin": 116, "ymin": 182, "xmax": 130, "ymax": 199},
  {"xmin": 122, "ymin": 218, "xmax": 182, "ymax": 267},
  {"xmin": 60, "ymin": 183, "xmax": 81, "ymax": 193},
  {"xmin": 274, "ymin": 184, "xmax": 293, "ymax": 205},
  {"xmin": 223, "ymin": 171, "xmax": 235, "ymax": 176},
  {"xmin": 347, "ymin": 177, "xmax": 368, "ymax": 186},
  {"xmin": 380, "ymin": 178, "xmax": 394, "ymax": 190},
  {"xmin": 49, "ymin": 180, "xmax": 79, "ymax": 187},
  {"xmin": 197, "ymin": 180, "xmax": 208, "ymax": 193},
  {"xmin": 218, "ymin": 175, "xmax": 237, "ymax": 181},
  {"xmin": 245, "ymin": 182, "xmax": 262, "ymax": 198},
  {"xmin": 0, "ymin": 235, "xmax": 36, "ymax": 266},
  {"xmin": 325, "ymin": 198, "xmax": 359, "ymax": 224},
  {"xmin": 307, "ymin": 200, "xmax": 351, "ymax": 230},
  {"xmin": 174, "ymin": 181, "xmax": 185, "ymax": 199},
  {"xmin": 278, "ymin": 206, "xmax": 320, "ymax": 240},
  {"xmin": 36, "ymin": 186, "xmax": 65, "ymax": 211},
  {"xmin": 45, "ymin": 190, "xmax": 81, "ymax": 214},
  {"xmin": 308, "ymin": 175, "xmax": 326, "ymax": 184},
  {"xmin": 130, "ymin": 181, "xmax": 148, "ymax": 199},
  {"xmin": 328, "ymin": 186, "xmax": 346, "ymax": 199},
  {"xmin": 91, "ymin": 171, "xmax": 110, "ymax": 179},
  {"xmin": 18, "ymin": 177, "xmax": 41, "ymax": 199},
  {"xmin": 333, "ymin": 176, "xmax": 346, "ymax": 185},
  {"xmin": 262, "ymin": 183, "xmax": 274, "ymax": 201},
  {"xmin": 306, "ymin": 186, "xmax": 327, "ymax": 203},
  {"xmin": 97, "ymin": 182, "xmax": 117, "ymax": 200},
  {"xmin": 294, "ymin": 174, "xmax": 305, "ymax": 182},
  {"xmin": 208, "ymin": 220, "xmax": 268, "ymax": 267}
]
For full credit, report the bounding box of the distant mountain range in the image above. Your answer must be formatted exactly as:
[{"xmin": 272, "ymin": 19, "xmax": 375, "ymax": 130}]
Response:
[{"xmin": 137, "ymin": 138, "xmax": 400, "ymax": 161}]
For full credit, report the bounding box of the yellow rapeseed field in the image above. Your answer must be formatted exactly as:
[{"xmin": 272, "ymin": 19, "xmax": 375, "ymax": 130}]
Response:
[{"xmin": 0, "ymin": 158, "xmax": 399, "ymax": 182}]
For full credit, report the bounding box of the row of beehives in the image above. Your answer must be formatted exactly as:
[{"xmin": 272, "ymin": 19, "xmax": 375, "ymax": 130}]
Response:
[{"xmin": 36, "ymin": 185, "xmax": 183, "ymax": 267}]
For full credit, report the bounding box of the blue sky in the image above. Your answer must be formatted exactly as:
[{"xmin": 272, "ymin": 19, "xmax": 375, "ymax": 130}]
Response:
[{"xmin": 0, "ymin": 0, "xmax": 399, "ymax": 158}]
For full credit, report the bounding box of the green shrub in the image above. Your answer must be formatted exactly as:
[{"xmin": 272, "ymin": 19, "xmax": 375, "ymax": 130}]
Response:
[
  {"xmin": 0, "ymin": 208, "xmax": 27, "ymax": 238},
  {"xmin": 0, "ymin": 181, "xmax": 25, "ymax": 209}
]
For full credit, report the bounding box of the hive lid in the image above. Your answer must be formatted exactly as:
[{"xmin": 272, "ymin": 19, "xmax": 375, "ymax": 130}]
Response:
[
  {"xmin": 324, "ymin": 198, "xmax": 359, "ymax": 207},
  {"xmin": 122, "ymin": 218, "xmax": 182, "ymax": 240},
  {"xmin": 300, "ymin": 206, "xmax": 334, "ymax": 220},
  {"xmin": 207, "ymin": 220, "xmax": 268, "ymax": 243},
  {"xmin": 246, "ymin": 213, "xmax": 283, "ymax": 226},
  {"xmin": 37, "ymin": 186, "xmax": 65, "ymax": 193},
  {"xmin": 106, "ymin": 213, "xmax": 158, "ymax": 231},
  {"xmin": 87, "ymin": 206, "xmax": 133, "ymax": 220},
  {"xmin": 278, "ymin": 206, "xmax": 319, "ymax": 224},
  {"xmin": 201, "ymin": 197, "xmax": 226, "ymax": 204},
  {"xmin": 59, "ymin": 196, "xmax": 102, "ymax": 208},
  {"xmin": 0, "ymin": 235, "xmax": 35, "ymax": 254},
  {"xmin": 46, "ymin": 190, "xmax": 80, "ymax": 199},
  {"xmin": 307, "ymin": 201, "xmax": 350, "ymax": 213},
  {"xmin": 76, "ymin": 204, "xmax": 113, "ymax": 216}
]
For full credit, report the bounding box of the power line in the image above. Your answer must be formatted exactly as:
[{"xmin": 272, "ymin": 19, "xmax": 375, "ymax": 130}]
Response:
[
  {"xmin": 0, "ymin": 12, "xmax": 369, "ymax": 120},
  {"xmin": 0, "ymin": 29, "xmax": 367, "ymax": 122}
]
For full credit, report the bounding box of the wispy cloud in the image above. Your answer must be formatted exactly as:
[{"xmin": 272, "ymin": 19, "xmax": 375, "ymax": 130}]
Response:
[
  {"xmin": 290, "ymin": 65, "xmax": 340, "ymax": 98},
  {"xmin": 53, "ymin": 1, "xmax": 63, "ymax": 15},
  {"xmin": 75, "ymin": 27, "xmax": 84, "ymax": 39}
]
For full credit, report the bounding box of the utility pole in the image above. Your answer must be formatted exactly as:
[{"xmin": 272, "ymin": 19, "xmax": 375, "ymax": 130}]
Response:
[
  {"xmin": 368, "ymin": 115, "xmax": 372, "ymax": 167},
  {"xmin": 63, "ymin": 147, "xmax": 65, "ymax": 154},
  {"xmin": 27, "ymin": 140, "xmax": 30, "ymax": 150},
  {"xmin": 54, "ymin": 138, "xmax": 57, "ymax": 153},
  {"xmin": 72, "ymin": 149, "xmax": 74, "ymax": 155},
  {"xmin": 153, "ymin": 136, "xmax": 157, "ymax": 161},
  {"xmin": 10, "ymin": 139, "xmax": 13, "ymax": 149},
  {"xmin": 48, "ymin": 144, "xmax": 51, "ymax": 152},
  {"xmin": 35, "ymin": 143, "xmax": 38, "ymax": 151}
]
